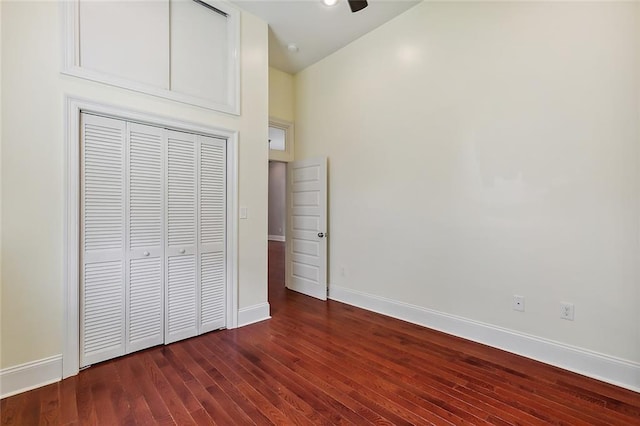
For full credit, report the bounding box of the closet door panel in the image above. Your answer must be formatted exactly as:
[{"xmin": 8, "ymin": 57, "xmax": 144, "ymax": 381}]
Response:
[
  {"xmin": 80, "ymin": 114, "xmax": 126, "ymax": 367},
  {"xmin": 126, "ymin": 123, "xmax": 165, "ymax": 352},
  {"xmin": 166, "ymin": 254, "xmax": 197, "ymax": 341},
  {"xmin": 199, "ymin": 137, "xmax": 226, "ymax": 332},
  {"xmin": 165, "ymin": 130, "xmax": 198, "ymax": 343}
]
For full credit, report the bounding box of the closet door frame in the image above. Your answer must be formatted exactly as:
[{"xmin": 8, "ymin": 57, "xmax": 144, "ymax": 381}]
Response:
[{"xmin": 63, "ymin": 97, "xmax": 239, "ymax": 378}]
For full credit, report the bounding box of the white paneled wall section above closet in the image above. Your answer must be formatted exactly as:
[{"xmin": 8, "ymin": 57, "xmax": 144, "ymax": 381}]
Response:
[{"xmin": 80, "ymin": 113, "xmax": 227, "ymax": 367}]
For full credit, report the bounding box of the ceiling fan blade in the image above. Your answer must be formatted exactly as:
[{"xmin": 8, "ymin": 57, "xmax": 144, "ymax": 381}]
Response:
[{"xmin": 348, "ymin": 0, "xmax": 368, "ymax": 13}]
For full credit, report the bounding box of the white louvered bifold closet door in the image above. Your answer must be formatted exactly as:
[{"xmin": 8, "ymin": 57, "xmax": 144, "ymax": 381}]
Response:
[
  {"xmin": 199, "ymin": 136, "xmax": 226, "ymax": 333},
  {"xmin": 126, "ymin": 122, "xmax": 165, "ymax": 353},
  {"xmin": 81, "ymin": 114, "xmax": 227, "ymax": 364},
  {"xmin": 81, "ymin": 114, "xmax": 127, "ymax": 367},
  {"xmin": 165, "ymin": 130, "xmax": 199, "ymax": 344}
]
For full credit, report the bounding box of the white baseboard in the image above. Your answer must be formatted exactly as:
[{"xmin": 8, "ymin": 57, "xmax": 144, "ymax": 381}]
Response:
[
  {"xmin": 1, "ymin": 355, "xmax": 62, "ymax": 399},
  {"xmin": 237, "ymin": 302, "xmax": 271, "ymax": 327},
  {"xmin": 268, "ymin": 235, "xmax": 285, "ymax": 242},
  {"xmin": 329, "ymin": 285, "xmax": 640, "ymax": 393}
]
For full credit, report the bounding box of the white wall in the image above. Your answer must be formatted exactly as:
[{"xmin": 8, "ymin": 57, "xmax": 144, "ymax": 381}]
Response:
[
  {"xmin": 0, "ymin": 1, "xmax": 268, "ymax": 370},
  {"xmin": 296, "ymin": 0, "xmax": 640, "ymax": 368},
  {"xmin": 268, "ymin": 161, "xmax": 286, "ymax": 238}
]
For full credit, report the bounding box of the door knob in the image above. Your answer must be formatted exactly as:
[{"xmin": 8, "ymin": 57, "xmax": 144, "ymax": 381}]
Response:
[
  {"xmin": 143, "ymin": 251, "xmax": 150, "ymax": 257},
  {"xmin": 179, "ymin": 248, "xmax": 186, "ymax": 254},
  {"xmin": 317, "ymin": 232, "xmax": 325, "ymax": 238}
]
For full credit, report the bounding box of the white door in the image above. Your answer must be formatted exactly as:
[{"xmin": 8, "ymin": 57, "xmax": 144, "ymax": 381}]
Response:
[
  {"xmin": 125, "ymin": 123, "xmax": 165, "ymax": 353},
  {"xmin": 198, "ymin": 136, "xmax": 227, "ymax": 333},
  {"xmin": 165, "ymin": 130, "xmax": 198, "ymax": 344},
  {"xmin": 286, "ymin": 157, "xmax": 328, "ymax": 300},
  {"xmin": 80, "ymin": 114, "xmax": 127, "ymax": 367}
]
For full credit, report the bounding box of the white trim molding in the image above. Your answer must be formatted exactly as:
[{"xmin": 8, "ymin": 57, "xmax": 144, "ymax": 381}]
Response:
[
  {"xmin": 237, "ymin": 303, "xmax": 271, "ymax": 327},
  {"xmin": 63, "ymin": 96, "xmax": 240, "ymax": 379},
  {"xmin": 268, "ymin": 235, "xmax": 285, "ymax": 242},
  {"xmin": 0, "ymin": 356, "xmax": 63, "ymax": 399},
  {"xmin": 329, "ymin": 285, "xmax": 640, "ymax": 393}
]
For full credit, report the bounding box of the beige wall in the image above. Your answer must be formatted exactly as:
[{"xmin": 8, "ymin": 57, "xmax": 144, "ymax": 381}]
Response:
[
  {"xmin": 637, "ymin": 2, "xmax": 640, "ymax": 368},
  {"xmin": 269, "ymin": 67, "xmax": 295, "ymax": 122},
  {"xmin": 296, "ymin": 1, "xmax": 640, "ymax": 363},
  {"xmin": 0, "ymin": 1, "xmax": 268, "ymax": 369},
  {"xmin": 267, "ymin": 68, "xmax": 293, "ymax": 238},
  {"xmin": 0, "ymin": 1, "xmax": 3, "ymax": 370}
]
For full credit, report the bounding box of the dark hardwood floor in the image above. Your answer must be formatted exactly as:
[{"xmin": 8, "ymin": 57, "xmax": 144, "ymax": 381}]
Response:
[{"xmin": 2, "ymin": 241, "xmax": 639, "ymax": 425}]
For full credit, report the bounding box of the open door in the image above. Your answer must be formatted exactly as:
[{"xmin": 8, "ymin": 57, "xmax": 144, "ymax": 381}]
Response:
[{"xmin": 286, "ymin": 157, "xmax": 327, "ymax": 300}]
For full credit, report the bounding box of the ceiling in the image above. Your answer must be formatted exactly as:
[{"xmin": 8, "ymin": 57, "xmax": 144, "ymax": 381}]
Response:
[{"xmin": 231, "ymin": 0, "xmax": 421, "ymax": 74}]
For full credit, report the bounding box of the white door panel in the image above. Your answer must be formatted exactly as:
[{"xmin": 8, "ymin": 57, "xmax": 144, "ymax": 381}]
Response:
[
  {"xmin": 166, "ymin": 254, "xmax": 198, "ymax": 342},
  {"xmin": 80, "ymin": 114, "xmax": 127, "ymax": 367},
  {"xmin": 165, "ymin": 130, "xmax": 198, "ymax": 343},
  {"xmin": 286, "ymin": 158, "xmax": 327, "ymax": 300},
  {"xmin": 199, "ymin": 136, "xmax": 226, "ymax": 333},
  {"xmin": 125, "ymin": 122, "xmax": 164, "ymax": 353},
  {"xmin": 82, "ymin": 260, "xmax": 126, "ymax": 366},
  {"xmin": 128, "ymin": 257, "xmax": 163, "ymax": 352}
]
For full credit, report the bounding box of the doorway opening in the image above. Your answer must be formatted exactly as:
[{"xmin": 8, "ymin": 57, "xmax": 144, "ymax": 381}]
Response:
[{"xmin": 268, "ymin": 161, "xmax": 287, "ymax": 306}]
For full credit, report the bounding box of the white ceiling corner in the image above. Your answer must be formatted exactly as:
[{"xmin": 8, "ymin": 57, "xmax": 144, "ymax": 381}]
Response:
[{"xmin": 231, "ymin": 0, "xmax": 421, "ymax": 74}]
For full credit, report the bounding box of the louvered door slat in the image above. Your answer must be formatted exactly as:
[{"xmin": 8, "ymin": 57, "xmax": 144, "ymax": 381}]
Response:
[
  {"xmin": 81, "ymin": 114, "xmax": 126, "ymax": 367},
  {"xmin": 199, "ymin": 136, "xmax": 226, "ymax": 333},
  {"xmin": 126, "ymin": 123, "xmax": 164, "ymax": 353},
  {"xmin": 165, "ymin": 131, "xmax": 198, "ymax": 343}
]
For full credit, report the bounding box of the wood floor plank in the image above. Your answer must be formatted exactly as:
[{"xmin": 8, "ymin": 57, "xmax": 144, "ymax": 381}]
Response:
[
  {"xmin": 58, "ymin": 377, "xmax": 78, "ymax": 425},
  {"xmin": 116, "ymin": 354, "xmax": 160, "ymax": 425},
  {"xmin": 0, "ymin": 392, "xmax": 26, "ymax": 426},
  {"xmin": 141, "ymin": 350, "xmax": 197, "ymax": 426},
  {"xmin": 74, "ymin": 370, "xmax": 98, "ymax": 425},
  {"xmin": 221, "ymin": 332, "xmax": 371, "ymax": 425},
  {"xmin": 149, "ymin": 348, "xmax": 202, "ymax": 415},
  {"xmin": 183, "ymin": 340, "xmax": 273, "ymax": 425},
  {"xmin": 37, "ymin": 383, "xmax": 60, "ymax": 426},
  {"xmin": 189, "ymin": 338, "xmax": 297, "ymax": 425},
  {"xmin": 2, "ymin": 241, "xmax": 640, "ymax": 425},
  {"xmin": 206, "ymin": 333, "xmax": 332, "ymax": 425},
  {"xmin": 236, "ymin": 337, "xmax": 396, "ymax": 425},
  {"xmin": 162, "ymin": 344, "xmax": 246, "ymax": 425},
  {"xmin": 166, "ymin": 343, "xmax": 257, "ymax": 425}
]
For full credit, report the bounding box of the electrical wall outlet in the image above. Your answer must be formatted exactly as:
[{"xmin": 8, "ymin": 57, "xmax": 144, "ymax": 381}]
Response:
[
  {"xmin": 513, "ymin": 295, "xmax": 525, "ymax": 312},
  {"xmin": 560, "ymin": 302, "xmax": 575, "ymax": 320}
]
